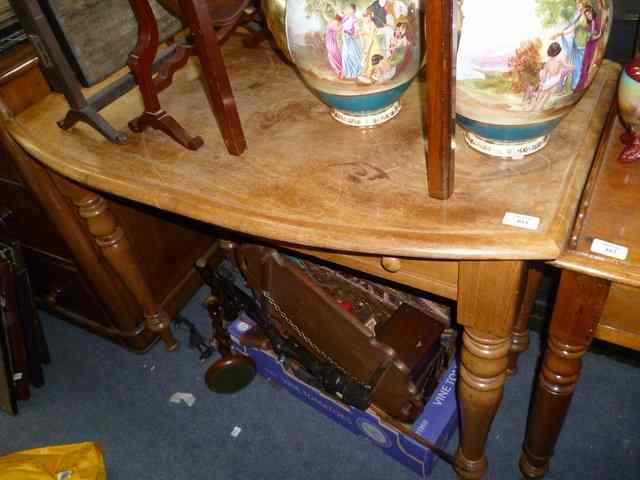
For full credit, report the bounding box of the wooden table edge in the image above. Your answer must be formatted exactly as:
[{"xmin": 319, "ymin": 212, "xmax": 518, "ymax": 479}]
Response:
[
  {"xmin": 545, "ymin": 65, "xmax": 622, "ymax": 258},
  {"xmin": 5, "ymin": 63, "xmax": 620, "ymax": 261},
  {"xmin": 550, "ymin": 252, "xmax": 640, "ymax": 289}
]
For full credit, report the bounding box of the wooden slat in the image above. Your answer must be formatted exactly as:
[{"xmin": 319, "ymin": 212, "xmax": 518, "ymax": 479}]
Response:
[{"xmin": 425, "ymin": 0, "xmax": 455, "ymax": 200}]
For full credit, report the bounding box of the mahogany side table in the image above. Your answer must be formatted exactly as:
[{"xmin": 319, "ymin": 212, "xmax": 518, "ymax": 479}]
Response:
[{"xmin": 520, "ymin": 111, "xmax": 640, "ymax": 478}]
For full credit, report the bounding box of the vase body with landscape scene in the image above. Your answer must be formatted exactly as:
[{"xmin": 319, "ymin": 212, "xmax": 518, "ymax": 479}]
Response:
[
  {"xmin": 456, "ymin": 0, "xmax": 613, "ymax": 159},
  {"xmin": 264, "ymin": 0, "xmax": 422, "ymax": 127}
]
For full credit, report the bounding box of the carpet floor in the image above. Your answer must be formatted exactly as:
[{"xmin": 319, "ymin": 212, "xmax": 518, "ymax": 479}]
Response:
[{"xmin": 1, "ymin": 287, "xmax": 639, "ymax": 479}]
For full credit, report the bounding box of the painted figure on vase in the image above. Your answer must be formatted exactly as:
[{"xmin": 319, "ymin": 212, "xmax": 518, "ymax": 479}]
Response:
[
  {"xmin": 575, "ymin": 5, "xmax": 603, "ymax": 90},
  {"xmin": 369, "ymin": 0, "xmax": 389, "ymax": 27},
  {"xmin": 326, "ymin": 15, "xmax": 343, "ymax": 75},
  {"xmin": 360, "ymin": 15, "xmax": 409, "ymax": 84},
  {"xmin": 532, "ymin": 42, "xmax": 573, "ymax": 111},
  {"xmin": 341, "ymin": 5, "xmax": 364, "ymax": 79},
  {"xmin": 553, "ymin": 0, "xmax": 588, "ymax": 90},
  {"xmin": 359, "ymin": 10, "xmax": 383, "ymax": 80},
  {"xmin": 344, "ymin": 1, "xmax": 412, "ymax": 85}
]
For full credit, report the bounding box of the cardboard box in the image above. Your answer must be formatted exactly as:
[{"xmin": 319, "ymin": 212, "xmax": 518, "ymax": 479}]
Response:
[{"xmin": 229, "ymin": 315, "xmax": 458, "ymax": 479}]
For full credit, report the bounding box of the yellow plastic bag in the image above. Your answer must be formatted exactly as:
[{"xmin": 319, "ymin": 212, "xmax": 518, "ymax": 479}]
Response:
[{"xmin": 0, "ymin": 442, "xmax": 106, "ymax": 480}]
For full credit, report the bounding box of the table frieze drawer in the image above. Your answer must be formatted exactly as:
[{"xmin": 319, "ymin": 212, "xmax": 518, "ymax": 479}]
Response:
[
  {"xmin": 288, "ymin": 247, "xmax": 458, "ymax": 301},
  {"xmin": 595, "ymin": 283, "xmax": 640, "ymax": 351}
]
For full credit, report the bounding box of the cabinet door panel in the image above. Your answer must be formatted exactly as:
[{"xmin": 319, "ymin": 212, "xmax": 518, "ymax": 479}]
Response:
[
  {"xmin": 0, "ymin": 180, "xmax": 71, "ymax": 260},
  {"xmin": 25, "ymin": 247, "xmax": 155, "ymax": 351}
]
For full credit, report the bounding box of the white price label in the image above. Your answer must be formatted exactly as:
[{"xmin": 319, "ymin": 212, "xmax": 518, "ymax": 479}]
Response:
[
  {"xmin": 236, "ymin": 321, "xmax": 251, "ymax": 333},
  {"xmin": 590, "ymin": 239, "xmax": 628, "ymax": 260},
  {"xmin": 502, "ymin": 212, "xmax": 540, "ymax": 231}
]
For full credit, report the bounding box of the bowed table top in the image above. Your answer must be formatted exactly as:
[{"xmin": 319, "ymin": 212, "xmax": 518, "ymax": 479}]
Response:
[{"xmin": 6, "ymin": 37, "xmax": 620, "ymax": 260}]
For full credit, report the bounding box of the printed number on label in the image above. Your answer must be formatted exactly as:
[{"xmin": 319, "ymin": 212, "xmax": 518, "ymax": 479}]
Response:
[
  {"xmin": 590, "ymin": 239, "xmax": 628, "ymax": 260},
  {"xmin": 502, "ymin": 212, "xmax": 540, "ymax": 231}
]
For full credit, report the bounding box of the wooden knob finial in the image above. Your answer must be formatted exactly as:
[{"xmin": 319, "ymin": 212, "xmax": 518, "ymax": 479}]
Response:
[{"xmin": 381, "ymin": 256, "xmax": 402, "ymax": 273}]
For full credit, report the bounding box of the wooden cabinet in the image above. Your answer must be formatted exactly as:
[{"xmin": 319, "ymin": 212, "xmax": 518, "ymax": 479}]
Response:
[{"xmin": 0, "ymin": 43, "xmax": 216, "ymax": 352}]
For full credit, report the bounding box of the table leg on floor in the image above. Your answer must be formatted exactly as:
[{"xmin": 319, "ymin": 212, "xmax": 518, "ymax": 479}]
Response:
[
  {"xmin": 0, "ymin": 123, "xmax": 156, "ymax": 350},
  {"xmin": 455, "ymin": 261, "xmax": 527, "ymax": 479},
  {"xmin": 520, "ymin": 269, "xmax": 610, "ymax": 478},
  {"xmin": 508, "ymin": 265, "xmax": 543, "ymax": 376}
]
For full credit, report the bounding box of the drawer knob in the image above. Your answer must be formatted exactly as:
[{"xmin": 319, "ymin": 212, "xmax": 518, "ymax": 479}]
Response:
[{"xmin": 381, "ymin": 256, "xmax": 402, "ymax": 273}]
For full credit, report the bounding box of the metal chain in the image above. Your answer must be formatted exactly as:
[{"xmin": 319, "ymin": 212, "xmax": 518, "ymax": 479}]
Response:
[{"xmin": 262, "ymin": 291, "xmax": 351, "ymax": 378}]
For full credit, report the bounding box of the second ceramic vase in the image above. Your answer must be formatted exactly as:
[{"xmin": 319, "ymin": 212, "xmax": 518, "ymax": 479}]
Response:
[{"xmin": 455, "ymin": 0, "xmax": 613, "ymax": 159}]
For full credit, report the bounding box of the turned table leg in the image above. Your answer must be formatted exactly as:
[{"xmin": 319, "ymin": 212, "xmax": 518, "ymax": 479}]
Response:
[
  {"xmin": 455, "ymin": 261, "xmax": 527, "ymax": 479},
  {"xmin": 520, "ymin": 270, "xmax": 610, "ymax": 478},
  {"xmin": 53, "ymin": 176, "xmax": 180, "ymax": 352},
  {"xmin": 0, "ymin": 122, "xmax": 156, "ymax": 350},
  {"xmin": 508, "ymin": 265, "xmax": 543, "ymax": 376}
]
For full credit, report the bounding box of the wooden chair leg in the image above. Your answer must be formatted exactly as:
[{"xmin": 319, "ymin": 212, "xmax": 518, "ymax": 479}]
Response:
[
  {"xmin": 178, "ymin": 0, "xmax": 247, "ymax": 155},
  {"xmin": 519, "ymin": 270, "xmax": 610, "ymax": 478},
  {"xmin": 455, "ymin": 261, "xmax": 527, "ymax": 479},
  {"xmin": 507, "ymin": 265, "xmax": 543, "ymax": 376},
  {"xmin": 127, "ymin": 0, "xmax": 203, "ymax": 150},
  {"xmin": 129, "ymin": 111, "xmax": 204, "ymax": 150}
]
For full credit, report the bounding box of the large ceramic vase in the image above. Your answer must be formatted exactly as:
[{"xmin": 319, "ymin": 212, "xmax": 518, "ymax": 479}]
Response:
[
  {"xmin": 263, "ymin": 0, "xmax": 422, "ymax": 127},
  {"xmin": 618, "ymin": 57, "xmax": 640, "ymax": 163},
  {"xmin": 455, "ymin": 0, "xmax": 613, "ymax": 159}
]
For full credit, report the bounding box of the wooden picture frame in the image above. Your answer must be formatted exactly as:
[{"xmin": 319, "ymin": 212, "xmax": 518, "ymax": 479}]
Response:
[
  {"xmin": 10, "ymin": 0, "xmax": 183, "ymax": 144},
  {"xmin": 0, "ymin": 259, "xmax": 18, "ymax": 416},
  {"xmin": 0, "ymin": 319, "xmax": 18, "ymax": 416},
  {"xmin": 39, "ymin": 0, "xmax": 182, "ymax": 87}
]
